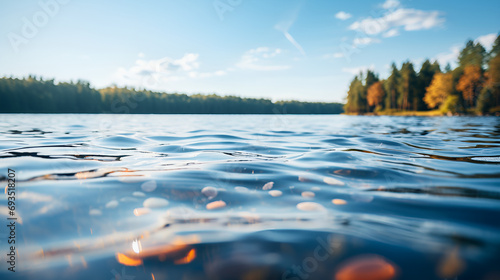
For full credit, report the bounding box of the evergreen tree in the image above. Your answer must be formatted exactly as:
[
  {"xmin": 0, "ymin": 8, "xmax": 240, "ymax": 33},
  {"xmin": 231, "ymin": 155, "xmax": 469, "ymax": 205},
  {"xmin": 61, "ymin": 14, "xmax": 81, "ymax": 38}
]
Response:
[
  {"xmin": 384, "ymin": 63, "xmax": 400, "ymax": 110},
  {"xmin": 444, "ymin": 63, "xmax": 452, "ymax": 73},
  {"xmin": 344, "ymin": 75, "xmax": 364, "ymax": 113},
  {"xmin": 458, "ymin": 40, "xmax": 486, "ymax": 69},
  {"xmin": 486, "ymin": 34, "xmax": 500, "ymax": 64},
  {"xmin": 431, "ymin": 61, "xmax": 442, "ymax": 73},
  {"xmin": 398, "ymin": 61, "xmax": 418, "ymax": 111},
  {"xmin": 365, "ymin": 70, "xmax": 379, "ymax": 89}
]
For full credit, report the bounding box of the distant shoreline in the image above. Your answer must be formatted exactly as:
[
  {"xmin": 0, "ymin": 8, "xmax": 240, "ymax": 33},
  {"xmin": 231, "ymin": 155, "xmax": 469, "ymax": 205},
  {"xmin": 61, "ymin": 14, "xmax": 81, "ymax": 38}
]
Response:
[{"xmin": 0, "ymin": 77, "xmax": 343, "ymax": 114}]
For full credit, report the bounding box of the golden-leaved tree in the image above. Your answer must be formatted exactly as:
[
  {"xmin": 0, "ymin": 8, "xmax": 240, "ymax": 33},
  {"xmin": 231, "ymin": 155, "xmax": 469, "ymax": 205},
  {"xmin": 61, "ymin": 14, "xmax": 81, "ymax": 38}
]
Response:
[
  {"xmin": 367, "ymin": 81, "xmax": 385, "ymax": 109},
  {"xmin": 424, "ymin": 73, "xmax": 452, "ymax": 109},
  {"xmin": 456, "ymin": 65, "xmax": 483, "ymax": 107}
]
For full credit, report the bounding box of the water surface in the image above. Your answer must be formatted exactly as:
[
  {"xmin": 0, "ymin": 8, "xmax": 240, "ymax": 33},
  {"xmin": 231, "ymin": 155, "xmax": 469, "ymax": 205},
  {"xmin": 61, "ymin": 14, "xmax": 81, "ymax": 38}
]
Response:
[{"xmin": 1, "ymin": 114, "xmax": 500, "ymax": 280}]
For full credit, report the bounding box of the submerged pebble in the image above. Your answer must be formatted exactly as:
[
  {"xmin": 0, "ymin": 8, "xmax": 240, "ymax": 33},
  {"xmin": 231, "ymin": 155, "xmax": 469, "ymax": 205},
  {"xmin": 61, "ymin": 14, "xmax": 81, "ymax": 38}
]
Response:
[
  {"xmin": 206, "ymin": 200, "xmax": 227, "ymax": 210},
  {"xmin": 133, "ymin": 207, "xmax": 151, "ymax": 216},
  {"xmin": 262, "ymin": 182, "xmax": 274, "ymax": 190},
  {"xmin": 335, "ymin": 254, "xmax": 397, "ymax": 280},
  {"xmin": 201, "ymin": 186, "xmax": 218, "ymax": 199},
  {"xmin": 268, "ymin": 190, "xmax": 283, "ymax": 197},
  {"xmin": 438, "ymin": 247, "xmax": 465, "ymax": 279},
  {"xmin": 296, "ymin": 202, "xmax": 326, "ymax": 211},
  {"xmin": 234, "ymin": 186, "xmax": 249, "ymax": 192},
  {"xmin": 332, "ymin": 199, "xmax": 348, "ymax": 205},
  {"xmin": 133, "ymin": 191, "xmax": 146, "ymax": 197},
  {"xmin": 143, "ymin": 197, "xmax": 169, "ymax": 208},
  {"xmin": 323, "ymin": 177, "xmax": 345, "ymax": 186},
  {"xmin": 141, "ymin": 180, "xmax": 157, "ymax": 192},
  {"xmin": 298, "ymin": 176, "xmax": 310, "ymax": 182},
  {"xmin": 301, "ymin": 191, "xmax": 315, "ymax": 198}
]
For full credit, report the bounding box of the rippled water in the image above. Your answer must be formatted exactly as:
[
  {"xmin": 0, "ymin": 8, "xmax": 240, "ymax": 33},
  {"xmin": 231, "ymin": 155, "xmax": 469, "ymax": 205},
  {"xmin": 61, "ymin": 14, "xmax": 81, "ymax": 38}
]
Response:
[{"xmin": 1, "ymin": 114, "xmax": 500, "ymax": 280}]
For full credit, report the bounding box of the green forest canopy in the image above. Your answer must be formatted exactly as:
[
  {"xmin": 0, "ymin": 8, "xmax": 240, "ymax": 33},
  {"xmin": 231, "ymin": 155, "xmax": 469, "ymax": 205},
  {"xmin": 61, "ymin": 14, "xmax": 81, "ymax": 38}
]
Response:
[
  {"xmin": 0, "ymin": 78, "xmax": 343, "ymax": 114},
  {"xmin": 344, "ymin": 33, "xmax": 500, "ymax": 115}
]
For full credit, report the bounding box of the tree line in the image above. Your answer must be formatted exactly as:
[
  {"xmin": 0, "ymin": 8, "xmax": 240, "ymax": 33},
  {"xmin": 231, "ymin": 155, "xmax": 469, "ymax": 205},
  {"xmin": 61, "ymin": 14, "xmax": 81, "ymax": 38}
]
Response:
[
  {"xmin": 0, "ymin": 77, "xmax": 343, "ymax": 114},
  {"xmin": 344, "ymin": 34, "xmax": 500, "ymax": 115}
]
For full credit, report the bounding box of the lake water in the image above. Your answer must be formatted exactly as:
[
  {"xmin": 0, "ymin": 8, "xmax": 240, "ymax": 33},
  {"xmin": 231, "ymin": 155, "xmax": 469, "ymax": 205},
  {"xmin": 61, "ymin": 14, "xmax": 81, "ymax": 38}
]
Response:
[{"xmin": 1, "ymin": 114, "xmax": 500, "ymax": 280}]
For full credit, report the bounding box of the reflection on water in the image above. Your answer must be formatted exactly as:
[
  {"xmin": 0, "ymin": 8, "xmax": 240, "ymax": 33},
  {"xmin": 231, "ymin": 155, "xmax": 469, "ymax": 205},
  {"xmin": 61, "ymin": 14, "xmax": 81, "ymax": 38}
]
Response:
[{"xmin": 1, "ymin": 114, "xmax": 500, "ymax": 280}]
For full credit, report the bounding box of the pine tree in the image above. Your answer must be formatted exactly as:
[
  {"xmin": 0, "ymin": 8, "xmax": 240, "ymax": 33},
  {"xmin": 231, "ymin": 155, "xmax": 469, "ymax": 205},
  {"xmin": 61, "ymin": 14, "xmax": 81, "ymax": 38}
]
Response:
[
  {"xmin": 458, "ymin": 40, "xmax": 486, "ymax": 69},
  {"xmin": 344, "ymin": 75, "xmax": 363, "ymax": 113},
  {"xmin": 486, "ymin": 34, "xmax": 500, "ymax": 64},
  {"xmin": 365, "ymin": 70, "xmax": 379, "ymax": 89},
  {"xmin": 384, "ymin": 63, "xmax": 400, "ymax": 110},
  {"xmin": 444, "ymin": 63, "xmax": 452, "ymax": 73},
  {"xmin": 398, "ymin": 61, "xmax": 418, "ymax": 111}
]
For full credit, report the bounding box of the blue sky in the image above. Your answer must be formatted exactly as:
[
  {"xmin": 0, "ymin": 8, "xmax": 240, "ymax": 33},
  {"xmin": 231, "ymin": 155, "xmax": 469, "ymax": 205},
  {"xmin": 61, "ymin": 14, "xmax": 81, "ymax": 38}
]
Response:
[{"xmin": 1, "ymin": 0, "xmax": 499, "ymax": 102}]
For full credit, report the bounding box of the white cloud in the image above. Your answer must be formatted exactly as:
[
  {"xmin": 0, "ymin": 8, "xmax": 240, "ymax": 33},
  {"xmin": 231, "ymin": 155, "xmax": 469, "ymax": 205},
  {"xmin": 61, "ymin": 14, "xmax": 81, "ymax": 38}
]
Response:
[
  {"xmin": 383, "ymin": 29, "xmax": 399, "ymax": 38},
  {"xmin": 138, "ymin": 52, "xmax": 145, "ymax": 58},
  {"xmin": 435, "ymin": 45, "xmax": 460, "ymax": 67},
  {"xmin": 342, "ymin": 64, "xmax": 375, "ymax": 75},
  {"xmin": 335, "ymin": 11, "xmax": 352, "ymax": 20},
  {"xmin": 120, "ymin": 53, "xmax": 200, "ymax": 78},
  {"xmin": 382, "ymin": 0, "xmax": 400, "ymax": 10},
  {"xmin": 353, "ymin": 37, "xmax": 381, "ymax": 46},
  {"xmin": 349, "ymin": 8, "xmax": 444, "ymax": 36},
  {"xmin": 476, "ymin": 33, "xmax": 497, "ymax": 51},
  {"xmin": 116, "ymin": 53, "xmax": 227, "ymax": 87},
  {"xmin": 237, "ymin": 47, "xmax": 290, "ymax": 71}
]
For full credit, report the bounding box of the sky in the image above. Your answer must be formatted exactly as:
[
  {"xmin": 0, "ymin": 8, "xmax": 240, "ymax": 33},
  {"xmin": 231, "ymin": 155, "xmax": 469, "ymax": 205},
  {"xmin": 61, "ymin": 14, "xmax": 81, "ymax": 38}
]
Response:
[{"xmin": 0, "ymin": 0, "xmax": 499, "ymax": 102}]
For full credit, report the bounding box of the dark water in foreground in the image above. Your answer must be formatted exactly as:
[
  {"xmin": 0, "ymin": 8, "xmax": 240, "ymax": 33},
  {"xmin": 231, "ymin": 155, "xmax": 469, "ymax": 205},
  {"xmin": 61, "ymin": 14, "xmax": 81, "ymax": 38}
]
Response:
[{"xmin": 1, "ymin": 114, "xmax": 500, "ymax": 280}]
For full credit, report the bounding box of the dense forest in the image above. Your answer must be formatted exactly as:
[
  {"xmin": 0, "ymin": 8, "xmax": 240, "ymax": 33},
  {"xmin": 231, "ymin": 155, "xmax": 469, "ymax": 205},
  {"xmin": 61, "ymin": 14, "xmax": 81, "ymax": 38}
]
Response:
[
  {"xmin": 344, "ymin": 34, "xmax": 500, "ymax": 115},
  {"xmin": 0, "ymin": 78, "xmax": 343, "ymax": 114}
]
